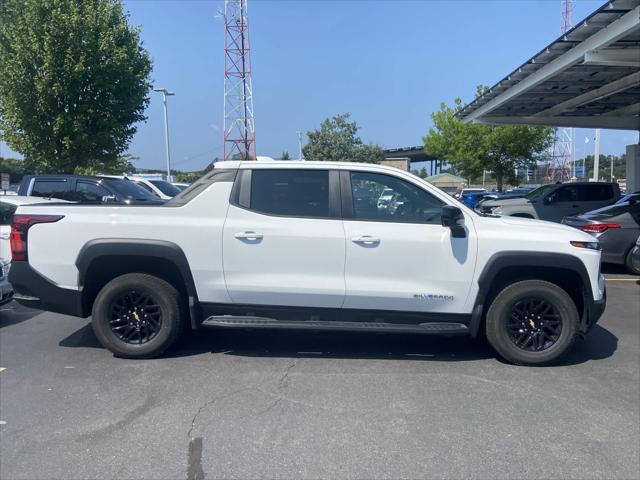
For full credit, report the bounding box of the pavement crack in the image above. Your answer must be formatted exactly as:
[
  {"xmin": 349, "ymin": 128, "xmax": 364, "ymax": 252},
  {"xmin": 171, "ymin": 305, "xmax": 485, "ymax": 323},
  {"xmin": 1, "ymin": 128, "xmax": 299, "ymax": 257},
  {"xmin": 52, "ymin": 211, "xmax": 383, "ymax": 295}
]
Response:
[
  {"xmin": 185, "ymin": 388, "xmax": 251, "ymax": 480},
  {"xmin": 187, "ymin": 388, "xmax": 249, "ymax": 440},
  {"xmin": 257, "ymin": 358, "xmax": 299, "ymax": 416},
  {"xmin": 278, "ymin": 358, "xmax": 298, "ymax": 390},
  {"xmin": 257, "ymin": 397, "xmax": 282, "ymax": 416}
]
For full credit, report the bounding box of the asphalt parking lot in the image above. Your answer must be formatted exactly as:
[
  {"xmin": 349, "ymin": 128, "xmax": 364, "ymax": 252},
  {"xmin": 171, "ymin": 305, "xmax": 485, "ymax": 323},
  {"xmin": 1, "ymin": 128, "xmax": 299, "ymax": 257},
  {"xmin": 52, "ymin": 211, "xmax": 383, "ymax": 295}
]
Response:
[{"xmin": 1, "ymin": 274, "xmax": 638, "ymax": 480}]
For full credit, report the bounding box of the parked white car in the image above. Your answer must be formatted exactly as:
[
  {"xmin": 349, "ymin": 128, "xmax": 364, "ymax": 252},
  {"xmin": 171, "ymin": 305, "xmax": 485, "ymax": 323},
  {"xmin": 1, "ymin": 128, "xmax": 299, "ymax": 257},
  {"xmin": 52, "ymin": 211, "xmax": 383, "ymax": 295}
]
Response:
[{"xmin": 9, "ymin": 161, "xmax": 606, "ymax": 365}]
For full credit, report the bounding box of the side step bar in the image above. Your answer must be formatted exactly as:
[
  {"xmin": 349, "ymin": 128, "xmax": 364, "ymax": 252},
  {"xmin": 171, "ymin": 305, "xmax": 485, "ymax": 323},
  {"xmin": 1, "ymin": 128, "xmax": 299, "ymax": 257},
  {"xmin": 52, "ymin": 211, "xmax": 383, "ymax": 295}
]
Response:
[{"xmin": 202, "ymin": 316, "xmax": 469, "ymax": 335}]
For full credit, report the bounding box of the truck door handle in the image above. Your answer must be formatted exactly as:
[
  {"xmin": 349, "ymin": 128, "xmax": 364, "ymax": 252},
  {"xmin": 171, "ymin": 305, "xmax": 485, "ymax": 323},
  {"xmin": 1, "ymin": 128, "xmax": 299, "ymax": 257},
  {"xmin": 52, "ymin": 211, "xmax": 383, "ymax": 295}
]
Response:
[
  {"xmin": 234, "ymin": 231, "xmax": 263, "ymax": 241},
  {"xmin": 352, "ymin": 235, "xmax": 380, "ymax": 245}
]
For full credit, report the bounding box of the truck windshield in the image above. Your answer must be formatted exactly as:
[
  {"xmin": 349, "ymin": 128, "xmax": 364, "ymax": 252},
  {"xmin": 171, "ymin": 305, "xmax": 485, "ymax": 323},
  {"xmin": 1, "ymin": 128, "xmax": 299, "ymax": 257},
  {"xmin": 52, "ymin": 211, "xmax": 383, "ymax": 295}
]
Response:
[{"xmin": 101, "ymin": 178, "xmax": 160, "ymax": 202}]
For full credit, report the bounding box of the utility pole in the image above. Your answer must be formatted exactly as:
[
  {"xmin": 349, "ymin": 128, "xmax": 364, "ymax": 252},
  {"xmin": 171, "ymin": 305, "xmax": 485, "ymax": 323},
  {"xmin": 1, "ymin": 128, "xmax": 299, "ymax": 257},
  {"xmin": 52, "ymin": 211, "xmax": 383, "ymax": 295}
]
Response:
[
  {"xmin": 611, "ymin": 147, "xmax": 614, "ymax": 182},
  {"xmin": 593, "ymin": 128, "xmax": 601, "ymax": 182},
  {"xmin": 223, "ymin": 0, "xmax": 256, "ymax": 160},
  {"xmin": 297, "ymin": 131, "xmax": 304, "ymax": 161},
  {"xmin": 153, "ymin": 88, "xmax": 175, "ymax": 181}
]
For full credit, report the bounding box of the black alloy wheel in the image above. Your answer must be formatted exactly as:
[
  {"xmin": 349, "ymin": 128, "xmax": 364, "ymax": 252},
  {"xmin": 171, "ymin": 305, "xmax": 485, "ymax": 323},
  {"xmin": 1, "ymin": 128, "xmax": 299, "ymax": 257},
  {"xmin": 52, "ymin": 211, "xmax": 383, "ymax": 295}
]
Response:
[
  {"xmin": 485, "ymin": 279, "xmax": 579, "ymax": 366},
  {"xmin": 92, "ymin": 273, "xmax": 184, "ymax": 358},
  {"xmin": 506, "ymin": 297, "xmax": 562, "ymax": 352},
  {"xmin": 109, "ymin": 290, "xmax": 162, "ymax": 344}
]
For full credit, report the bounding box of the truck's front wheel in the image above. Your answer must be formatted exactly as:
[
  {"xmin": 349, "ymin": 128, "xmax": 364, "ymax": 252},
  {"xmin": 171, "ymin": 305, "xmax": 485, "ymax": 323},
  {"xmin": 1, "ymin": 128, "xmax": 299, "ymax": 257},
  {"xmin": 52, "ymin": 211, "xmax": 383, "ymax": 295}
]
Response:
[
  {"xmin": 91, "ymin": 273, "xmax": 184, "ymax": 359},
  {"xmin": 485, "ymin": 280, "xmax": 578, "ymax": 366}
]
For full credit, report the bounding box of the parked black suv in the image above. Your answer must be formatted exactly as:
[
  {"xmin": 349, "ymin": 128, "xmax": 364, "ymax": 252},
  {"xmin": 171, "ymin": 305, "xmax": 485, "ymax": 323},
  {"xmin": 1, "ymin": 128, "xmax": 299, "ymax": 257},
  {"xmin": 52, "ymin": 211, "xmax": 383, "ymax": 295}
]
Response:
[{"xmin": 18, "ymin": 175, "xmax": 164, "ymax": 204}]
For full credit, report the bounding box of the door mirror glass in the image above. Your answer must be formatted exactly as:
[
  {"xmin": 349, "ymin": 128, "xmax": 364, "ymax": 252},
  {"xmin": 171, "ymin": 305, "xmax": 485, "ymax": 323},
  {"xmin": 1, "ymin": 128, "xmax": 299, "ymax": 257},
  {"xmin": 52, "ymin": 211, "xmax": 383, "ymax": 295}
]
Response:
[{"xmin": 441, "ymin": 205, "xmax": 466, "ymax": 238}]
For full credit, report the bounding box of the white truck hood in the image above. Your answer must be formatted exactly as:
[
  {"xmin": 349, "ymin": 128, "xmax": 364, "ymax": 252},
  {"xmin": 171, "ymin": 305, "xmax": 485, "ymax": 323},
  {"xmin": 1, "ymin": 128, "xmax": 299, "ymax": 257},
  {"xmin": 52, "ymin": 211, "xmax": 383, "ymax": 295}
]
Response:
[{"xmin": 496, "ymin": 214, "xmax": 596, "ymax": 242}]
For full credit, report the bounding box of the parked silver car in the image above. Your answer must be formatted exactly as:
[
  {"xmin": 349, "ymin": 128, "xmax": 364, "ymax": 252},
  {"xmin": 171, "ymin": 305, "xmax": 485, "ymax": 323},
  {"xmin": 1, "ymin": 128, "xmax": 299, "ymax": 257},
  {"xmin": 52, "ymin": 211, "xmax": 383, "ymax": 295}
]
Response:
[{"xmin": 478, "ymin": 182, "xmax": 620, "ymax": 223}]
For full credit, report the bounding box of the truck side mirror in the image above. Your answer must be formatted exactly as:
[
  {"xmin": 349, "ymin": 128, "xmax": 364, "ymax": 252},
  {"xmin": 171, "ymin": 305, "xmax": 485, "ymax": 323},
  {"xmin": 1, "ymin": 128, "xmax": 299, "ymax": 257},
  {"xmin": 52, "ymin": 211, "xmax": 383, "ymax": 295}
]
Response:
[{"xmin": 441, "ymin": 205, "xmax": 466, "ymax": 238}]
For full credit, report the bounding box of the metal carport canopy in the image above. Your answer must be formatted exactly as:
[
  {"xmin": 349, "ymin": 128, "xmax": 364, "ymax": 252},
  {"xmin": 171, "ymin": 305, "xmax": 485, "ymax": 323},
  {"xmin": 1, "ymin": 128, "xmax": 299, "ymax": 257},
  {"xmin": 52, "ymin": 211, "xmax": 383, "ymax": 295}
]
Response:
[{"xmin": 458, "ymin": 0, "xmax": 640, "ymax": 131}]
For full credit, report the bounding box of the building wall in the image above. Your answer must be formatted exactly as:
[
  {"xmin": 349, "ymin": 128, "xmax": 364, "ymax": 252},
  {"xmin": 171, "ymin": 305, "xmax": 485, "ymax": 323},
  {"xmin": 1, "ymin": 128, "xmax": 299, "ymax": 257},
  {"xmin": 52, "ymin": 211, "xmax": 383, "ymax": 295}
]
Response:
[{"xmin": 380, "ymin": 158, "xmax": 410, "ymax": 171}]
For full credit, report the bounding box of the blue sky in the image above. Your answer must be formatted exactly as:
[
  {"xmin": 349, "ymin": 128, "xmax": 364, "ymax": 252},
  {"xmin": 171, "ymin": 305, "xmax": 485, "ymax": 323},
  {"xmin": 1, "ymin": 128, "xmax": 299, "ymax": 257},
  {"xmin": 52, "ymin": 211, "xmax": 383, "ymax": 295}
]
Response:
[{"xmin": 2, "ymin": 0, "xmax": 638, "ymax": 171}]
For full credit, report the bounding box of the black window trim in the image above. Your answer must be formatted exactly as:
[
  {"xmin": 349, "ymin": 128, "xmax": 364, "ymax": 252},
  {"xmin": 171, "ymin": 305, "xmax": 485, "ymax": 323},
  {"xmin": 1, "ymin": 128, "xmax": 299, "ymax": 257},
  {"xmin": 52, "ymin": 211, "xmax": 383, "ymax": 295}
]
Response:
[
  {"xmin": 341, "ymin": 169, "xmax": 447, "ymax": 225},
  {"xmin": 229, "ymin": 168, "xmax": 341, "ymax": 220}
]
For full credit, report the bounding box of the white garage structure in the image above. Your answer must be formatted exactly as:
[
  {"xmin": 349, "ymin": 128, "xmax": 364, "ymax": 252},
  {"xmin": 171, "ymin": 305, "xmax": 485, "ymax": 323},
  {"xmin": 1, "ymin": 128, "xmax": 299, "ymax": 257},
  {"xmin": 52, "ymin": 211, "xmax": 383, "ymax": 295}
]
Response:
[{"xmin": 459, "ymin": 0, "xmax": 640, "ymax": 190}]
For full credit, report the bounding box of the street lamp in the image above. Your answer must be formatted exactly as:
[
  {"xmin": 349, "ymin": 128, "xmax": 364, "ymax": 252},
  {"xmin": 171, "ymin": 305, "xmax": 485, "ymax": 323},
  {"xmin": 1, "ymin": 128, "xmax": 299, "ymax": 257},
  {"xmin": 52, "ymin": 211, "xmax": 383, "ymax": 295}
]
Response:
[{"xmin": 153, "ymin": 87, "xmax": 175, "ymax": 181}]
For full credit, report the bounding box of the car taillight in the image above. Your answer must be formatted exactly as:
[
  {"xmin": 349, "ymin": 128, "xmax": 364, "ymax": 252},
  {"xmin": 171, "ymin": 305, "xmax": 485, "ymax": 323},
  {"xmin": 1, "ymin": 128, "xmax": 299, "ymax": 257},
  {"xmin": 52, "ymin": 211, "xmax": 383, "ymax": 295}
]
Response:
[
  {"xmin": 10, "ymin": 215, "xmax": 64, "ymax": 261},
  {"xmin": 579, "ymin": 223, "xmax": 621, "ymax": 233}
]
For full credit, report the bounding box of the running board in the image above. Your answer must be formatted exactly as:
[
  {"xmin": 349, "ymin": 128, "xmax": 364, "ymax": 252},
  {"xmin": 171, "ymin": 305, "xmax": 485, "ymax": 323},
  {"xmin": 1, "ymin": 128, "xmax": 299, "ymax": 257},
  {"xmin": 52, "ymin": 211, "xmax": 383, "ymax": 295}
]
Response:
[{"xmin": 202, "ymin": 316, "xmax": 469, "ymax": 334}]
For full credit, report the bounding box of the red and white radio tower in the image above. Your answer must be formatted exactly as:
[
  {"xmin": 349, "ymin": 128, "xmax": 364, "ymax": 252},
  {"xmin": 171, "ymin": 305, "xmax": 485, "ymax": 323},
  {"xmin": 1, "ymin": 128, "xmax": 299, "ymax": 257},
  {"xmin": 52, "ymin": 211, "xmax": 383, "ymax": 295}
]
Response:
[
  {"xmin": 223, "ymin": 0, "xmax": 256, "ymax": 161},
  {"xmin": 548, "ymin": 0, "xmax": 575, "ymax": 181}
]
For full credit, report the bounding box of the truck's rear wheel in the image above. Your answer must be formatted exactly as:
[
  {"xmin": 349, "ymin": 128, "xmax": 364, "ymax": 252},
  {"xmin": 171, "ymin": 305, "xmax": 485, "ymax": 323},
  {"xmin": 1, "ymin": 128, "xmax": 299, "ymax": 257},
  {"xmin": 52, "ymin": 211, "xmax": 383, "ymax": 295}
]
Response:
[
  {"xmin": 91, "ymin": 273, "xmax": 184, "ymax": 359},
  {"xmin": 485, "ymin": 280, "xmax": 578, "ymax": 366}
]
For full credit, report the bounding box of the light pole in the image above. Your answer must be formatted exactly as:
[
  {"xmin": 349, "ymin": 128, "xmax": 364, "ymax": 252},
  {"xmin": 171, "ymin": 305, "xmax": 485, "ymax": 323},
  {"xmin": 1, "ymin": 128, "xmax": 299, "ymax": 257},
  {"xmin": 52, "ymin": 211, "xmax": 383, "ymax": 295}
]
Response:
[{"xmin": 153, "ymin": 87, "xmax": 175, "ymax": 181}]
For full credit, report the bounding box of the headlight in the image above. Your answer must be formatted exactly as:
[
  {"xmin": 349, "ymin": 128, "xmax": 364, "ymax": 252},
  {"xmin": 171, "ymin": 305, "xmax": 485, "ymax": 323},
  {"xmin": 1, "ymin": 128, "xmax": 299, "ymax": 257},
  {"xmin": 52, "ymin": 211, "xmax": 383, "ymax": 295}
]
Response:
[
  {"xmin": 491, "ymin": 206, "xmax": 503, "ymax": 215},
  {"xmin": 570, "ymin": 241, "xmax": 601, "ymax": 250}
]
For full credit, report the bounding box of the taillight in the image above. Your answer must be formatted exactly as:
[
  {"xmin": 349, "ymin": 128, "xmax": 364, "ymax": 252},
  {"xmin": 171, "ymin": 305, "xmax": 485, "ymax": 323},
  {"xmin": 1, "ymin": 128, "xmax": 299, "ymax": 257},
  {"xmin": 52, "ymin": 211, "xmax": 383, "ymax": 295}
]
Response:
[
  {"xmin": 10, "ymin": 215, "xmax": 64, "ymax": 261},
  {"xmin": 579, "ymin": 223, "xmax": 621, "ymax": 233}
]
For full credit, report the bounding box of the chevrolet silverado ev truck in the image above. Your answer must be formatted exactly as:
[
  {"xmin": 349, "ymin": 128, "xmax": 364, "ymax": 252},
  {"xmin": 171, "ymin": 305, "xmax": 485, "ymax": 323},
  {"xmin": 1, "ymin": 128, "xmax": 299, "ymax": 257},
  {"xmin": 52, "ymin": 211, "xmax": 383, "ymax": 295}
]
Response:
[{"xmin": 8, "ymin": 161, "xmax": 606, "ymax": 365}]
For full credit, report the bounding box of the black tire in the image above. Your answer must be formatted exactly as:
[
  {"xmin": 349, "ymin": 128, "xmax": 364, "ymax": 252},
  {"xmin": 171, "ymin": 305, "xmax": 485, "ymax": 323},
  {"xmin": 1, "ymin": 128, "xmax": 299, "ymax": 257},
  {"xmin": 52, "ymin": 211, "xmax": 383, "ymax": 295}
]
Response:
[
  {"xmin": 91, "ymin": 273, "xmax": 184, "ymax": 359},
  {"xmin": 625, "ymin": 247, "xmax": 640, "ymax": 276},
  {"xmin": 485, "ymin": 280, "xmax": 578, "ymax": 366}
]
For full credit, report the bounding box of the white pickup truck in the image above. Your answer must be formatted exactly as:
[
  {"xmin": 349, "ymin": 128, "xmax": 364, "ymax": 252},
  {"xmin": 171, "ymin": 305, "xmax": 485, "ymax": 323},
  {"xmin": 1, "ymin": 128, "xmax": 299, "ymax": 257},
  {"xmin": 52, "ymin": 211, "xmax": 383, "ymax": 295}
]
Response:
[{"xmin": 8, "ymin": 161, "xmax": 606, "ymax": 365}]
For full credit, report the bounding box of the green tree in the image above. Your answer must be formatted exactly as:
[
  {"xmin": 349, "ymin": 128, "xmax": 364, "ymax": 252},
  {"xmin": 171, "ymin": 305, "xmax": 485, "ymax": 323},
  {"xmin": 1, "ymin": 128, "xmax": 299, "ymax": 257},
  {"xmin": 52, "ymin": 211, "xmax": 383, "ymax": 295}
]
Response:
[
  {"xmin": 280, "ymin": 150, "xmax": 291, "ymax": 160},
  {"xmin": 0, "ymin": 0, "xmax": 152, "ymax": 174},
  {"xmin": 175, "ymin": 171, "xmax": 201, "ymax": 183},
  {"xmin": 302, "ymin": 113, "xmax": 385, "ymax": 163},
  {"xmin": 410, "ymin": 167, "xmax": 428, "ymax": 179},
  {"xmin": 0, "ymin": 157, "xmax": 28, "ymax": 183},
  {"xmin": 579, "ymin": 154, "xmax": 626, "ymax": 181},
  {"xmin": 423, "ymin": 88, "xmax": 554, "ymax": 191}
]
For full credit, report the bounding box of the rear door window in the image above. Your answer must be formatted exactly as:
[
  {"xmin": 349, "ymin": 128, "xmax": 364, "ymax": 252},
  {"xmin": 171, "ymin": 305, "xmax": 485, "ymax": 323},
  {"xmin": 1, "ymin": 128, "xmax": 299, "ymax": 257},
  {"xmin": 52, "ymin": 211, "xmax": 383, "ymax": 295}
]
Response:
[
  {"xmin": 580, "ymin": 184, "xmax": 614, "ymax": 202},
  {"xmin": 249, "ymin": 169, "xmax": 330, "ymax": 218},
  {"xmin": 32, "ymin": 179, "xmax": 70, "ymax": 199}
]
